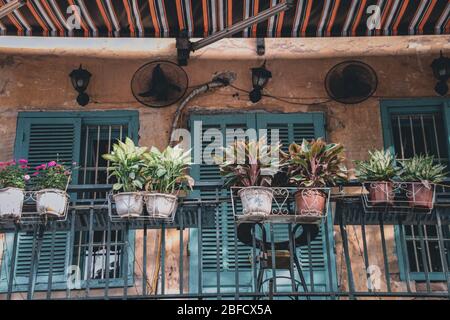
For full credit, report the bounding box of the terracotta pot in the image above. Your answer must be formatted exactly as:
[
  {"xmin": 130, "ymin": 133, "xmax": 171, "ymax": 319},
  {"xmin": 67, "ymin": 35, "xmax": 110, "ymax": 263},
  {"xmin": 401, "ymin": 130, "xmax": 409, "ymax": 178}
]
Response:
[
  {"xmin": 238, "ymin": 187, "xmax": 273, "ymax": 216},
  {"xmin": 294, "ymin": 189, "xmax": 327, "ymax": 216},
  {"xmin": 367, "ymin": 182, "xmax": 394, "ymax": 205},
  {"xmin": 113, "ymin": 192, "xmax": 144, "ymax": 218},
  {"xmin": 144, "ymin": 193, "xmax": 178, "ymax": 218},
  {"xmin": 36, "ymin": 189, "xmax": 68, "ymax": 217},
  {"xmin": 406, "ymin": 183, "xmax": 434, "ymax": 209},
  {"xmin": 0, "ymin": 187, "xmax": 24, "ymax": 218}
]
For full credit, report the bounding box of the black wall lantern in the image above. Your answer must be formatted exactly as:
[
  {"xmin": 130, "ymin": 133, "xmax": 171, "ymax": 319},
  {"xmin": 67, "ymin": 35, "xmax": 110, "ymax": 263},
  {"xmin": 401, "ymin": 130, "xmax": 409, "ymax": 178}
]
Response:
[
  {"xmin": 69, "ymin": 64, "xmax": 91, "ymax": 106},
  {"xmin": 431, "ymin": 51, "xmax": 450, "ymax": 96},
  {"xmin": 249, "ymin": 61, "xmax": 272, "ymax": 103}
]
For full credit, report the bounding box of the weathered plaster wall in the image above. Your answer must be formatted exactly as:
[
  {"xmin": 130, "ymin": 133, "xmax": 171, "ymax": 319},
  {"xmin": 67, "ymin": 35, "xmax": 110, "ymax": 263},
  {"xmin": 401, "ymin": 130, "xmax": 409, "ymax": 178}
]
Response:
[{"xmin": 0, "ymin": 35, "xmax": 449, "ymax": 298}]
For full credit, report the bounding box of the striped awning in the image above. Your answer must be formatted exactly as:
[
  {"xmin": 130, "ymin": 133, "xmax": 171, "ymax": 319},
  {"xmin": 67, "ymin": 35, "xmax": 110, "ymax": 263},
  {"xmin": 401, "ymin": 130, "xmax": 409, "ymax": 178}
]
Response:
[{"xmin": 0, "ymin": 0, "xmax": 449, "ymax": 38}]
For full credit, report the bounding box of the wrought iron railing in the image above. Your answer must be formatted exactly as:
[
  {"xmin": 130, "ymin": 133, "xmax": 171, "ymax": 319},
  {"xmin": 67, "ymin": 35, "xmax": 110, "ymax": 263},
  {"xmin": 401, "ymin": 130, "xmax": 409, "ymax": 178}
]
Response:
[{"xmin": 0, "ymin": 183, "xmax": 449, "ymax": 300}]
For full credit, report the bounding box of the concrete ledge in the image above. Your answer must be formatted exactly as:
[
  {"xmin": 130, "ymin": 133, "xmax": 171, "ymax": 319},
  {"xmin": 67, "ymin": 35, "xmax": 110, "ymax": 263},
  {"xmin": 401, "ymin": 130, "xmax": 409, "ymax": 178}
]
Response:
[{"xmin": 0, "ymin": 35, "xmax": 448, "ymax": 60}]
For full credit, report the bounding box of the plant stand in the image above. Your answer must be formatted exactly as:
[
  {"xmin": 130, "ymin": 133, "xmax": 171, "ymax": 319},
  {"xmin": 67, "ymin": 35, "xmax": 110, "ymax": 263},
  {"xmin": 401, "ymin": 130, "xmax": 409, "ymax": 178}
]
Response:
[
  {"xmin": 361, "ymin": 182, "xmax": 436, "ymax": 215},
  {"xmin": 236, "ymin": 222, "xmax": 320, "ymax": 300}
]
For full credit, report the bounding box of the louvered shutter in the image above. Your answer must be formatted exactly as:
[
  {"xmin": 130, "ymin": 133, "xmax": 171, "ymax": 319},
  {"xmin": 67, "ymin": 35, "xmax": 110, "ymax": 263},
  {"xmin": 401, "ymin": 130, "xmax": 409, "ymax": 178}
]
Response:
[
  {"xmin": 189, "ymin": 113, "xmax": 337, "ymax": 295},
  {"xmin": 257, "ymin": 113, "xmax": 336, "ymax": 294},
  {"xmin": 10, "ymin": 116, "xmax": 81, "ymax": 288},
  {"xmin": 189, "ymin": 114, "xmax": 257, "ymax": 293}
]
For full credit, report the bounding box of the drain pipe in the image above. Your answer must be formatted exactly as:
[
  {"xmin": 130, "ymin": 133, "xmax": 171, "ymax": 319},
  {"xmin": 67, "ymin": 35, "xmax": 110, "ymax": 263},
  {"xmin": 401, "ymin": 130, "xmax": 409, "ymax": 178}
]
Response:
[
  {"xmin": 150, "ymin": 72, "xmax": 237, "ymax": 294},
  {"xmin": 169, "ymin": 71, "xmax": 237, "ymax": 145}
]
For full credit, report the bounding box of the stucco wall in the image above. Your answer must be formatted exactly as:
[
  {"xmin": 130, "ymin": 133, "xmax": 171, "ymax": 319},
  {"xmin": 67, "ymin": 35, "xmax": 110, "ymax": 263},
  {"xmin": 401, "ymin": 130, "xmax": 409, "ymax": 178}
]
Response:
[{"xmin": 0, "ymin": 35, "xmax": 449, "ymax": 298}]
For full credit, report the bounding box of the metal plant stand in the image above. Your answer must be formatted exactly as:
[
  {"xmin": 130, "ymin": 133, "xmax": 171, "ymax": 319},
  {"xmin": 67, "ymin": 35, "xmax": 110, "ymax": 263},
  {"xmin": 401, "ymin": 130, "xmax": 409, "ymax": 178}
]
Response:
[{"xmin": 236, "ymin": 222, "xmax": 320, "ymax": 300}]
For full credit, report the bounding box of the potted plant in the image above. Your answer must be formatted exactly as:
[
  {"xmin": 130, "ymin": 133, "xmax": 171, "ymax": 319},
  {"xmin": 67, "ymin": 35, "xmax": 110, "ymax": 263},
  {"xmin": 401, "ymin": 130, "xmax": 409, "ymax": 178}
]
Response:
[
  {"xmin": 33, "ymin": 161, "xmax": 71, "ymax": 217},
  {"xmin": 218, "ymin": 137, "xmax": 283, "ymax": 217},
  {"xmin": 142, "ymin": 144, "xmax": 194, "ymax": 218},
  {"xmin": 355, "ymin": 149, "xmax": 400, "ymax": 205},
  {"xmin": 399, "ymin": 155, "xmax": 446, "ymax": 209},
  {"xmin": 0, "ymin": 160, "xmax": 30, "ymax": 218},
  {"xmin": 102, "ymin": 138, "xmax": 147, "ymax": 217},
  {"xmin": 287, "ymin": 138, "xmax": 347, "ymax": 216}
]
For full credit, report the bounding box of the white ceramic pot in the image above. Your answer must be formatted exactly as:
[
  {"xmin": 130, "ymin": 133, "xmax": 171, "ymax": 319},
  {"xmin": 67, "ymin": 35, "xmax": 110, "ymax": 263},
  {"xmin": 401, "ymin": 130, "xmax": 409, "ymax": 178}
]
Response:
[
  {"xmin": 36, "ymin": 189, "xmax": 68, "ymax": 217},
  {"xmin": 238, "ymin": 187, "xmax": 273, "ymax": 216},
  {"xmin": 144, "ymin": 193, "xmax": 178, "ymax": 219},
  {"xmin": 0, "ymin": 187, "xmax": 24, "ymax": 219},
  {"xmin": 113, "ymin": 192, "xmax": 144, "ymax": 218}
]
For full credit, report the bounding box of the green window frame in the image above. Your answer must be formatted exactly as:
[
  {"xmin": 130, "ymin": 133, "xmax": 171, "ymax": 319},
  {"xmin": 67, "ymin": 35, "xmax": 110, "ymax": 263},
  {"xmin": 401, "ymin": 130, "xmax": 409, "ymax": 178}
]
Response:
[
  {"xmin": 380, "ymin": 98, "xmax": 450, "ymax": 281},
  {"xmin": 188, "ymin": 112, "xmax": 338, "ymax": 296},
  {"xmin": 0, "ymin": 111, "xmax": 139, "ymax": 292}
]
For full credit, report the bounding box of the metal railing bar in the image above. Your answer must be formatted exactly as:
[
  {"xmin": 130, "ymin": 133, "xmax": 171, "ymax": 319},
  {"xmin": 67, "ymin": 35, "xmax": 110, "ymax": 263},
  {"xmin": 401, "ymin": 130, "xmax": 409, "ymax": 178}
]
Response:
[
  {"xmin": 197, "ymin": 205, "xmax": 202, "ymax": 298},
  {"xmin": 142, "ymin": 223, "xmax": 148, "ymax": 296},
  {"xmin": 66, "ymin": 209, "xmax": 76, "ymax": 299},
  {"xmin": 397, "ymin": 219, "xmax": 412, "ymax": 292},
  {"xmin": 46, "ymin": 223, "xmax": 56, "ymax": 299},
  {"xmin": 160, "ymin": 222, "xmax": 165, "ymax": 296},
  {"xmin": 360, "ymin": 214, "xmax": 371, "ymax": 292},
  {"xmin": 435, "ymin": 211, "xmax": 450, "ymax": 298},
  {"xmin": 287, "ymin": 223, "xmax": 297, "ymax": 298},
  {"xmin": 233, "ymin": 208, "xmax": 239, "ymax": 300},
  {"xmin": 123, "ymin": 221, "xmax": 129, "ymax": 300},
  {"xmin": 104, "ymin": 214, "xmax": 111, "ymax": 299},
  {"xmin": 270, "ymin": 223, "xmax": 277, "ymax": 294},
  {"xmin": 7, "ymin": 228, "xmax": 19, "ymax": 300},
  {"xmin": 85, "ymin": 207, "xmax": 94, "ymax": 298},
  {"xmin": 378, "ymin": 215, "xmax": 392, "ymax": 292},
  {"xmin": 307, "ymin": 228, "xmax": 314, "ymax": 292},
  {"xmin": 179, "ymin": 208, "xmax": 184, "ymax": 295},
  {"xmin": 339, "ymin": 212, "xmax": 355, "ymax": 300},
  {"xmin": 215, "ymin": 192, "xmax": 221, "ymax": 299},
  {"xmin": 417, "ymin": 222, "xmax": 432, "ymax": 292},
  {"xmin": 323, "ymin": 215, "xmax": 336, "ymax": 300}
]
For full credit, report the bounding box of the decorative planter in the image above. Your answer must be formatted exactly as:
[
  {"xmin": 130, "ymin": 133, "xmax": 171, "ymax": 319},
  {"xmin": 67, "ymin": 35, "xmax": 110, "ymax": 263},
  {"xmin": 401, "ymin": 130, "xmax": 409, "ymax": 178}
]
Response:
[
  {"xmin": 36, "ymin": 189, "xmax": 68, "ymax": 217},
  {"xmin": 0, "ymin": 187, "xmax": 24, "ymax": 218},
  {"xmin": 113, "ymin": 192, "xmax": 144, "ymax": 217},
  {"xmin": 238, "ymin": 187, "xmax": 273, "ymax": 216},
  {"xmin": 406, "ymin": 182, "xmax": 434, "ymax": 209},
  {"xmin": 367, "ymin": 182, "xmax": 394, "ymax": 205},
  {"xmin": 295, "ymin": 189, "xmax": 327, "ymax": 216},
  {"xmin": 144, "ymin": 193, "xmax": 178, "ymax": 218}
]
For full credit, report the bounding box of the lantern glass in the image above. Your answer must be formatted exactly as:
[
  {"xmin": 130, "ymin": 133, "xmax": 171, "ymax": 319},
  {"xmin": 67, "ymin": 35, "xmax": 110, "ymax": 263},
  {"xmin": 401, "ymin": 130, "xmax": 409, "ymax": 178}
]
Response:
[
  {"xmin": 431, "ymin": 52, "xmax": 450, "ymax": 81},
  {"xmin": 69, "ymin": 65, "xmax": 91, "ymax": 93},
  {"xmin": 251, "ymin": 63, "xmax": 272, "ymax": 89}
]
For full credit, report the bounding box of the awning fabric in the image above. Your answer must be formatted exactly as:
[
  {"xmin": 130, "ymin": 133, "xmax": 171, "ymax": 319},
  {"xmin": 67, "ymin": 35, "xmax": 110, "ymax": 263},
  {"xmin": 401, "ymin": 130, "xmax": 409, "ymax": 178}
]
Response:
[{"xmin": 0, "ymin": 0, "xmax": 449, "ymax": 38}]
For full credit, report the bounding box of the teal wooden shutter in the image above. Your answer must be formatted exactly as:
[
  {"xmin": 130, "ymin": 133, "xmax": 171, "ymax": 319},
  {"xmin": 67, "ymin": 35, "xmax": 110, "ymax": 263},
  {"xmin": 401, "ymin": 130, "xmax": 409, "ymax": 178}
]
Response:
[
  {"xmin": 189, "ymin": 114, "xmax": 257, "ymax": 293},
  {"xmin": 257, "ymin": 113, "xmax": 337, "ymax": 294},
  {"xmin": 189, "ymin": 112, "xmax": 337, "ymax": 295},
  {"xmin": 8, "ymin": 116, "xmax": 81, "ymax": 289}
]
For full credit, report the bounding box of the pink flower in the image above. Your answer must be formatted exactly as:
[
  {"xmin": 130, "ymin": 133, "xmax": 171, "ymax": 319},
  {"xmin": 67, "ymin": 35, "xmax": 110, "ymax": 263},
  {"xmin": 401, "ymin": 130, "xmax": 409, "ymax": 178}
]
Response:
[
  {"xmin": 19, "ymin": 159, "xmax": 28, "ymax": 164},
  {"xmin": 23, "ymin": 175, "xmax": 30, "ymax": 181},
  {"xmin": 48, "ymin": 161, "xmax": 57, "ymax": 167},
  {"xmin": 32, "ymin": 172, "xmax": 39, "ymax": 176},
  {"xmin": 20, "ymin": 165, "xmax": 28, "ymax": 169},
  {"xmin": 0, "ymin": 162, "xmax": 5, "ymax": 167},
  {"xmin": 64, "ymin": 170, "xmax": 70, "ymax": 176}
]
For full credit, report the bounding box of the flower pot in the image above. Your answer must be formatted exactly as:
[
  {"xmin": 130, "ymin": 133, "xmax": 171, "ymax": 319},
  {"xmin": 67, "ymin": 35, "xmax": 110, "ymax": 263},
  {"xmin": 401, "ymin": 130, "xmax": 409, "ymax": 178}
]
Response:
[
  {"xmin": 238, "ymin": 187, "xmax": 273, "ymax": 216},
  {"xmin": 144, "ymin": 193, "xmax": 178, "ymax": 218},
  {"xmin": 36, "ymin": 189, "xmax": 68, "ymax": 217},
  {"xmin": 113, "ymin": 192, "xmax": 144, "ymax": 218},
  {"xmin": 367, "ymin": 182, "xmax": 394, "ymax": 205},
  {"xmin": 0, "ymin": 187, "xmax": 24, "ymax": 218},
  {"xmin": 406, "ymin": 182, "xmax": 434, "ymax": 209},
  {"xmin": 295, "ymin": 189, "xmax": 327, "ymax": 216}
]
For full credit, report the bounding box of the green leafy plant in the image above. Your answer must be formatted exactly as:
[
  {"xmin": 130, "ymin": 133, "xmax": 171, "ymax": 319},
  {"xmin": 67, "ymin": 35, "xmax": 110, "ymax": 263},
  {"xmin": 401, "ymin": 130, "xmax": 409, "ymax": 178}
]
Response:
[
  {"xmin": 102, "ymin": 137, "xmax": 148, "ymax": 192},
  {"xmin": 0, "ymin": 159, "xmax": 30, "ymax": 189},
  {"xmin": 218, "ymin": 137, "xmax": 284, "ymax": 187},
  {"xmin": 355, "ymin": 149, "xmax": 400, "ymax": 182},
  {"xmin": 287, "ymin": 138, "xmax": 347, "ymax": 188},
  {"xmin": 399, "ymin": 155, "xmax": 447, "ymax": 184},
  {"xmin": 142, "ymin": 144, "xmax": 194, "ymax": 194},
  {"xmin": 32, "ymin": 161, "xmax": 71, "ymax": 190}
]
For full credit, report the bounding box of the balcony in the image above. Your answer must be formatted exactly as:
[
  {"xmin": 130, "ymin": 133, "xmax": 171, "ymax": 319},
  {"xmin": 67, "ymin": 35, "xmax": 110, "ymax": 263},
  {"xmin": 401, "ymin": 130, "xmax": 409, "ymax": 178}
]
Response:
[{"xmin": 0, "ymin": 183, "xmax": 449, "ymax": 300}]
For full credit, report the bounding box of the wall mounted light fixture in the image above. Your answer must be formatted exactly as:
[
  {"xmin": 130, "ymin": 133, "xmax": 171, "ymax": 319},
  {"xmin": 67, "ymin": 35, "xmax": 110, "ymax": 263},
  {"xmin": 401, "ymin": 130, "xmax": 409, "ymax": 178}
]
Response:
[
  {"xmin": 69, "ymin": 65, "xmax": 91, "ymax": 106},
  {"xmin": 249, "ymin": 61, "xmax": 272, "ymax": 103},
  {"xmin": 431, "ymin": 51, "xmax": 450, "ymax": 96}
]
